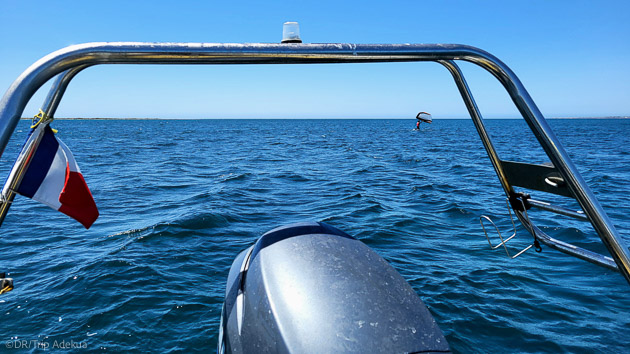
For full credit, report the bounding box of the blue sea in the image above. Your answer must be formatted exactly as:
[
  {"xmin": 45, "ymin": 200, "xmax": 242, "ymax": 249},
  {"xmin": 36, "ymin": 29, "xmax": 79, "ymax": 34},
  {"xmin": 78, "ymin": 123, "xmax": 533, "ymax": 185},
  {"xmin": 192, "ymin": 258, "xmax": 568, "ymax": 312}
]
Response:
[{"xmin": 1, "ymin": 118, "xmax": 628, "ymax": 352}]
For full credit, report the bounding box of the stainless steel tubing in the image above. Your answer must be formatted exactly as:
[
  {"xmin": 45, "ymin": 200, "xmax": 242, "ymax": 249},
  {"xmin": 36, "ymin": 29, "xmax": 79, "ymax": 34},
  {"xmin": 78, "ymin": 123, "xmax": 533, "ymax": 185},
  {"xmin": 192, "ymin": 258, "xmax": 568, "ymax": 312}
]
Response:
[
  {"xmin": 0, "ymin": 42, "xmax": 527, "ymax": 157},
  {"xmin": 515, "ymin": 211, "xmax": 618, "ymax": 271},
  {"xmin": 527, "ymin": 199, "xmax": 589, "ymax": 221},
  {"xmin": 0, "ymin": 66, "xmax": 90, "ymax": 227},
  {"xmin": 440, "ymin": 59, "xmax": 627, "ymax": 280},
  {"xmin": 439, "ymin": 60, "xmax": 513, "ymax": 197},
  {"xmin": 461, "ymin": 55, "xmax": 630, "ymax": 283},
  {"xmin": 41, "ymin": 65, "xmax": 91, "ymax": 118},
  {"xmin": 0, "ymin": 42, "xmax": 627, "ymax": 284}
]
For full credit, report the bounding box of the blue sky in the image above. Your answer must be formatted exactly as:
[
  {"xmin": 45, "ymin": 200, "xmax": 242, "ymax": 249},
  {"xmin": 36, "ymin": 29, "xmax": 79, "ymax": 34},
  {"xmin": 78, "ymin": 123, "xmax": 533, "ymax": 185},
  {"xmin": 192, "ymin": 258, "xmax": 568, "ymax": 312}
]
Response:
[{"xmin": 0, "ymin": 0, "xmax": 628, "ymax": 118}]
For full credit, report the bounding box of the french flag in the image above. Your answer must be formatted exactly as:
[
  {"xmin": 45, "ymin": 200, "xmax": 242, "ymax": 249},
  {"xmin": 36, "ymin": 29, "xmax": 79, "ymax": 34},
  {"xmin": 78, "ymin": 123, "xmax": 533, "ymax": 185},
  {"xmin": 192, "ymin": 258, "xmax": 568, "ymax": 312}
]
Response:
[{"xmin": 8, "ymin": 124, "xmax": 98, "ymax": 229}]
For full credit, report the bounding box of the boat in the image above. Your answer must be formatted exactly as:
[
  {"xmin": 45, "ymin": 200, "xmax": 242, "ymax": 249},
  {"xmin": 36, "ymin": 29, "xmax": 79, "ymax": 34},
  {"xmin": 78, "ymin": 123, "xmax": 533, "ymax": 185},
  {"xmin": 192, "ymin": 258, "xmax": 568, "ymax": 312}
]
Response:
[{"xmin": 0, "ymin": 24, "xmax": 628, "ymax": 353}]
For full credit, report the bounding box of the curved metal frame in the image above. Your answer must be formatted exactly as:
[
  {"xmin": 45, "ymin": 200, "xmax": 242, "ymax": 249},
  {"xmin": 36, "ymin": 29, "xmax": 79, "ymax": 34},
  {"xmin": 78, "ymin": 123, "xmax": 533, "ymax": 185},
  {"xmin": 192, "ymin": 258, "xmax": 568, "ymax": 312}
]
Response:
[
  {"xmin": 0, "ymin": 65, "xmax": 90, "ymax": 226},
  {"xmin": 440, "ymin": 59, "xmax": 623, "ymax": 273},
  {"xmin": 0, "ymin": 42, "xmax": 628, "ymax": 284}
]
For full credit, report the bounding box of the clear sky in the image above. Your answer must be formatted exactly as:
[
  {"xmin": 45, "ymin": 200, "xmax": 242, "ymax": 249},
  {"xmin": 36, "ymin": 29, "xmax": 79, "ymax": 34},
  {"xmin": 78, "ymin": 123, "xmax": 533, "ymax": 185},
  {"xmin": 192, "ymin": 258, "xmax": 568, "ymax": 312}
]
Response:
[{"xmin": 0, "ymin": 0, "xmax": 628, "ymax": 119}]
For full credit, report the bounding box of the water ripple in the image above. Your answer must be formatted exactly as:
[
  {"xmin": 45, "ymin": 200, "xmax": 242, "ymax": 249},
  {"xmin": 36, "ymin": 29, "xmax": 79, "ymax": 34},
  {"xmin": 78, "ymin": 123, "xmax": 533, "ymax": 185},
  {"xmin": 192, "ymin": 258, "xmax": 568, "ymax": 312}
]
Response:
[{"xmin": 1, "ymin": 119, "xmax": 628, "ymax": 352}]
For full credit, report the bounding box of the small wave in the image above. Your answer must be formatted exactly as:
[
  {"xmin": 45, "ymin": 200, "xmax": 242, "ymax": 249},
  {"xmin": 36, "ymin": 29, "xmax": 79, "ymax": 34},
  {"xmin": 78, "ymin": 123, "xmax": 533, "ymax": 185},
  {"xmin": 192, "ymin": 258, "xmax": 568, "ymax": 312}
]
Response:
[
  {"xmin": 156, "ymin": 142, "xmax": 177, "ymax": 147},
  {"xmin": 348, "ymin": 201, "xmax": 388, "ymax": 216},
  {"xmin": 270, "ymin": 172, "xmax": 310, "ymax": 182},
  {"xmin": 590, "ymin": 174, "xmax": 612, "ymax": 183},
  {"xmin": 394, "ymin": 154, "xmax": 425, "ymax": 166},
  {"xmin": 107, "ymin": 211, "xmax": 240, "ymax": 250},
  {"xmin": 172, "ymin": 211, "xmax": 241, "ymax": 230},
  {"xmin": 219, "ymin": 172, "xmax": 252, "ymax": 182},
  {"xmin": 351, "ymin": 165, "xmax": 385, "ymax": 174},
  {"xmin": 410, "ymin": 183, "xmax": 455, "ymax": 193},
  {"xmin": 341, "ymin": 192, "xmax": 363, "ymax": 201},
  {"xmin": 152, "ymin": 183, "xmax": 194, "ymax": 190}
]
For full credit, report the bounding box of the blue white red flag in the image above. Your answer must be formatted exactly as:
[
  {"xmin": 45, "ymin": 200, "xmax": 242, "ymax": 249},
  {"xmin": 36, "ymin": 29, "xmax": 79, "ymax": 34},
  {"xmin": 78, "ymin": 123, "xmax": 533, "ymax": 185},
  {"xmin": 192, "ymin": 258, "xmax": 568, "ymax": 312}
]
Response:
[{"xmin": 3, "ymin": 123, "xmax": 98, "ymax": 228}]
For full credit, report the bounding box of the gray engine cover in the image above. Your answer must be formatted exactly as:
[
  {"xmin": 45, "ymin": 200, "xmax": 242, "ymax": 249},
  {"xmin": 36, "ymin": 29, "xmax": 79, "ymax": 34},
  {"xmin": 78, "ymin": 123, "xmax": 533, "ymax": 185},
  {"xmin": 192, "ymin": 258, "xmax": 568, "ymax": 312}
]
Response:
[{"xmin": 220, "ymin": 222, "xmax": 449, "ymax": 353}]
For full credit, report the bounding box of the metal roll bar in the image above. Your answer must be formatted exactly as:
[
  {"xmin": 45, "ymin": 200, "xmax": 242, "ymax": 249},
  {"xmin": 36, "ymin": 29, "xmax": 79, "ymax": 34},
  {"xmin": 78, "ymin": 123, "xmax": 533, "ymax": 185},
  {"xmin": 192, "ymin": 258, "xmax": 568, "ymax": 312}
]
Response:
[
  {"xmin": 0, "ymin": 65, "xmax": 89, "ymax": 227},
  {"xmin": 438, "ymin": 60, "xmax": 513, "ymax": 195},
  {"xmin": 0, "ymin": 42, "xmax": 628, "ymax": 285}
]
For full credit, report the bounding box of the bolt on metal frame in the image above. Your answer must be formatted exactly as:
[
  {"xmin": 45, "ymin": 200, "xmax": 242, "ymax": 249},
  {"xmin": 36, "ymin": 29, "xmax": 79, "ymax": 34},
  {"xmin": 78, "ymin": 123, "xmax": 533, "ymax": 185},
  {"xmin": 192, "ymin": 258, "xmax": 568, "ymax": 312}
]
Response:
[{"xmin": 0, "ymin": 42, "xmax": 628, "ymax": 285}]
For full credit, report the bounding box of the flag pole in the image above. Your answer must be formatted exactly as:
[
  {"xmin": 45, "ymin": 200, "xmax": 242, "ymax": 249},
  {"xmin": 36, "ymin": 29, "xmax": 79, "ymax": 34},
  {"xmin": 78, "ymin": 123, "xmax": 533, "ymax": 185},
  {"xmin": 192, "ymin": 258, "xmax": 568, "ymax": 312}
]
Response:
[
  {"xmin": 0, "ymin": 112, "xmax": 52, "ymax": 227},
  {"xmin": 0, "ymin": 66, "xmax": 86, "ymax": 227}
]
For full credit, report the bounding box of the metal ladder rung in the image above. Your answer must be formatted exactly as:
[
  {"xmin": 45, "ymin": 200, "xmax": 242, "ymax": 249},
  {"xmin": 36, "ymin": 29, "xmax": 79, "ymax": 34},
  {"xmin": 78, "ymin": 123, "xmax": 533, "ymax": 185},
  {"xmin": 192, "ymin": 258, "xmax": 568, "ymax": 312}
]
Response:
[{"xmin": 527, "ymin": 199, "xmax": 589, "ymax": 221}]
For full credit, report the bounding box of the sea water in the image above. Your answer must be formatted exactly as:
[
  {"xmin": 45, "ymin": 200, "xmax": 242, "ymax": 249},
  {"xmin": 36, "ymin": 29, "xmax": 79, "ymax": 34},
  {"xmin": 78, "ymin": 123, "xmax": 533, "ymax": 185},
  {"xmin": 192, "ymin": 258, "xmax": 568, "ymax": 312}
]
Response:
[{"xmin": 0, "ymin": 119, "xmax": 628, "ymax": 352}]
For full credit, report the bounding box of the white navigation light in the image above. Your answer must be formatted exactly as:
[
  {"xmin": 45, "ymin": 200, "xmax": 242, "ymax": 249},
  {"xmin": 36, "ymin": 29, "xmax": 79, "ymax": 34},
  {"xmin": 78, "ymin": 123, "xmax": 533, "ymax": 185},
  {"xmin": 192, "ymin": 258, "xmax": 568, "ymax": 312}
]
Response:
[{"xmin": 281, "ymin": 22, "xmax": 302, "ymax": 43}]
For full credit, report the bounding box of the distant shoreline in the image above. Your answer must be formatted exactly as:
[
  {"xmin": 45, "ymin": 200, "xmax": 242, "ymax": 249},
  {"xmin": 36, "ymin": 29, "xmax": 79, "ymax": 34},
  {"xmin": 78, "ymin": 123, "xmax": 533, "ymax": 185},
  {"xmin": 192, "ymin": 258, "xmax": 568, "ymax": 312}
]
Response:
[{"xmin": 18, "ymin": 116, "xmax": 630, "ymax": 120}]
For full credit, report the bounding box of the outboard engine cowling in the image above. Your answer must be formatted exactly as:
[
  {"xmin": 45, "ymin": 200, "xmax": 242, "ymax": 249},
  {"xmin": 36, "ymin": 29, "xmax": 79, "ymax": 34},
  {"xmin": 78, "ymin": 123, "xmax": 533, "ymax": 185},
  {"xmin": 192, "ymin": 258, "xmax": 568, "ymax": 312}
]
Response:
[{"xmin": 219, "ymin": 222, "xmax": 449, "ymax": 353}]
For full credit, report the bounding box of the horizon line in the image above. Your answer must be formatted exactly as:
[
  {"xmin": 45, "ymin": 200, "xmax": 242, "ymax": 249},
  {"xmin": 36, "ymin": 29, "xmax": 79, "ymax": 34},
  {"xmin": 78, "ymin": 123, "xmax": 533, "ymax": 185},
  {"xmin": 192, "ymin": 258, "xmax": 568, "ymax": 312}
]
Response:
[{"xmin": 18, "ymin": 116, "xmax": 630, "ymax": 120}]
